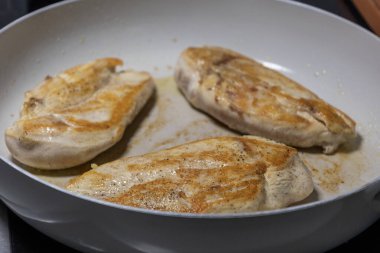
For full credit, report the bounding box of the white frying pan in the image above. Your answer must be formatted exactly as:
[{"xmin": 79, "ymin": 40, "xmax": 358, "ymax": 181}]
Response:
[{"xmin": 0, "ymin": 0, "xmax": 380, "ymax": 252}]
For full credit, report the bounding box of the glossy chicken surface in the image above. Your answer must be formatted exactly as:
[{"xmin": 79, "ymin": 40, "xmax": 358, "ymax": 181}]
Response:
[
  {"xmin": 175, "ymin": 47, "xmax": 356, "ymax": 153},
  {"xmin": 5, "ymin": 58, "xmax": 155, "ymax": 169},
  {"xmin": 67, "ymin": 136, "xmax": 313, "ymax": 213}
]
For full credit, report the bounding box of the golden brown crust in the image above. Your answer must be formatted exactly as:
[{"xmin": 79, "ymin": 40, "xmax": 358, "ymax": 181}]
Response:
[
  {"xmin": 19, "ymin": 83, "xmax": 146, "ymax": 134},
  {"xmin": 176, "ymin": 47, "xmax": 356, "ymax": 153},
  {"xmin": 106, "ymin": 169, "xmax": 263, "ymax": 213},
  {"xmin": 21, "ymin": 58, "xmax": 123, "ymax": 117},
  {"xmin": 67, "ymin": 136, "xmax": 313, "ymax": 213},
  {"xmin": 5, "ymin": 58, "xmax": 155, "ymax": 169},
  {"xmin": 185, "ymin": 47, "xmax": 355, "ymax": 133},
  {"xmin": 18, "ymin": 58, "xmax": 147, "ymax": 134}
]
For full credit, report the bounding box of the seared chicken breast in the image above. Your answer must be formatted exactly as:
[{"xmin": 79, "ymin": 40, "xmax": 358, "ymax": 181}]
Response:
[
  {"xmin": 67, "ymin": 136, "xmax": 313, "ymax": 213},
  {"xmin": 175, "ymin": 47, "xmax": 356, "ymax": 153},
  {"xmin": 5, "ymin": 58, "xmax": 155, "ymax": 169}
]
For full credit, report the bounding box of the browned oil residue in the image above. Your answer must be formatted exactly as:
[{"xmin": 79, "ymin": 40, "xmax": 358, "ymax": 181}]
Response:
[
  {"xmin": 152, "ymin": 119, "xmax": 235, "ymax": 150},
  {"xmin": 153, "ymin": 128, "xmax": 191, "ymax": 149},
  {"xmin": 152, "ymin": 120, "xmax": 203, "ymax": 149},
  {"xmin": 128, "ymin": 77, "xmax": 179, "ymax": 149},
  {"xmin": 139, "ymin": 99, "xmax": 169, "ymax": 137},
  {"xmin": 300, "ymin": 144, "xmax": 367, "ymax": 196},
  {"xmin": 303, "ymin": 158, "xmax": 342, "ymax": 193}
]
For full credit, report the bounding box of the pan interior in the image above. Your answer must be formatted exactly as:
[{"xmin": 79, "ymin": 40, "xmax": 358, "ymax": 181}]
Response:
[{"xmin": 0, "ymin": 0, "xmax": 379, "ymax": 211}]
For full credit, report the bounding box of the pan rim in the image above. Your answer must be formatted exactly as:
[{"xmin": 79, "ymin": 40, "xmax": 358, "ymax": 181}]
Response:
[{"xmin": 1, "ymin": 0, "xmax": 379, "ymax": 42}]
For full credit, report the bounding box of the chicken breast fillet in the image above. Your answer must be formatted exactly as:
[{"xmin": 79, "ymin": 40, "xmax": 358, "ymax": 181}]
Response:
[
  {"xmin": 5, "ymin": 58, "xmax": 155, "ymax": 170},
  {"xmin": 175, "ymin": 47, "xmax": 356, "ymax": 153},
  {"xmin": 67, "ymin": 136, "xmax": 313, "ymax": 213}
]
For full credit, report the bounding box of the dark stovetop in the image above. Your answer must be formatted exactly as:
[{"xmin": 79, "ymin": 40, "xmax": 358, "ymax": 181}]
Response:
[{"xmin": 1, "ymin": 0, "xmax": 379, "ymax": 252}]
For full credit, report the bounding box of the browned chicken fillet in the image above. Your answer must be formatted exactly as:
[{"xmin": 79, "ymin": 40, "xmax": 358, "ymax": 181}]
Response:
[
  {"xmin": 67, "ymin": 136, "xmax": 313, "ymax": 213},
  {"xmin": 5, "ymin": 58, "xmax": 155, "ymax": 169},
  {"xmin": 175, "ymin": 47, "xmax": 356, "ymax": 153}
]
